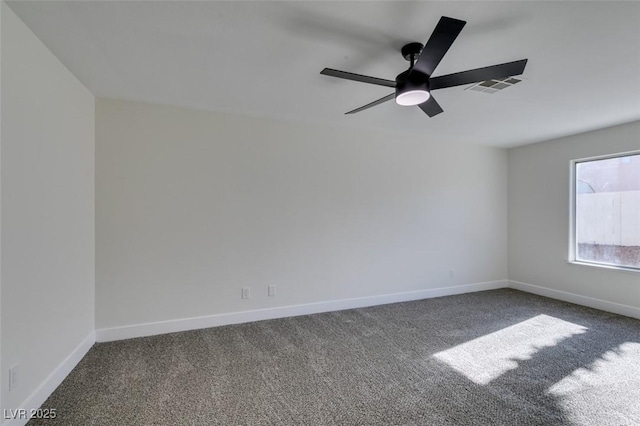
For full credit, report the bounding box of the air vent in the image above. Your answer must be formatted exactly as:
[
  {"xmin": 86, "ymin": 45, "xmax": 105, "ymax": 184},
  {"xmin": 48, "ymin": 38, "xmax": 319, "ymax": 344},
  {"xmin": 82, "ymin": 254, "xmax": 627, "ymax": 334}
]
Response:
[{"xmin": 466, "ymin": 77, "xmax": 522, "ymax": 94}]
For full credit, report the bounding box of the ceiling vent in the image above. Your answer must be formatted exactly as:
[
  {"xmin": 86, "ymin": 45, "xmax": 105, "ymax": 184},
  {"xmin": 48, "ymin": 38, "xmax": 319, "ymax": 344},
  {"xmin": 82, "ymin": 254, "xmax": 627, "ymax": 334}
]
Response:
[{"xmin": 466, "ymin": 77, "xmax": 522, "ymax": 94}]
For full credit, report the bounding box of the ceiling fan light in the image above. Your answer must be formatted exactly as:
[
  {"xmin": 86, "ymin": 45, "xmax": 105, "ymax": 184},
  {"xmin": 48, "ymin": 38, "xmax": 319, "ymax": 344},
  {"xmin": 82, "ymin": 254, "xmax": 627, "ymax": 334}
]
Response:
[{"xmin": 395, "ymin": 89, "xmax": 431, "ymax": 106}]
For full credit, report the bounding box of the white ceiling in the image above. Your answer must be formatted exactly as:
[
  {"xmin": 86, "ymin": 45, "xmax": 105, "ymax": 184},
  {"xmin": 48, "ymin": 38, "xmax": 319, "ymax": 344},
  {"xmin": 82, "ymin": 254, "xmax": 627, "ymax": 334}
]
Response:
[{"xmin": 7, "ymin": 1, "xmax": 640, "ymax": 147}]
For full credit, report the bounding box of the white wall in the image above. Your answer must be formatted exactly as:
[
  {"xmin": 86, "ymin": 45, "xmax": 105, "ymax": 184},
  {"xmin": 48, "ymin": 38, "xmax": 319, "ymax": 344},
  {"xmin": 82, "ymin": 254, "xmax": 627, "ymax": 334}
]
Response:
[
  {"xmin": 0, "ymin": 2, "xmax": 4, "ymax": 416},
  {"xmin": 1, "ymin": 2, "xmax": 94, "ymax": 419},
  {"xmin": 96, "ymin": 99, "xmax": 508, "ymax": 332},
  {"xmin": 508, "ymin": 121, "xmax": 640, "ymax": 309}
]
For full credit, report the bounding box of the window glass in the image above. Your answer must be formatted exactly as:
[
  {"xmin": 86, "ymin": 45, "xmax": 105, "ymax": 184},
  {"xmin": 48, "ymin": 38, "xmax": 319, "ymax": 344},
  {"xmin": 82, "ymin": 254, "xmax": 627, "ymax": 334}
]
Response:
[{"xmin": 575, "ymin": 153, "xmax": 640, "ymax": 269}]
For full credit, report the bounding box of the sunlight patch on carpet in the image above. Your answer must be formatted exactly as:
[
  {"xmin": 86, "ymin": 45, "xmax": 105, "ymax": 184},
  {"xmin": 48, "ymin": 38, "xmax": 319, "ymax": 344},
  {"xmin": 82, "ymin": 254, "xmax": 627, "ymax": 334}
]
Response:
[
  {"xmin": 547, "ymin": 342, "xmax": 640, "ymax": 424},
  {"xmin": 433, "ymin": 314, "xmax": 587, "ymax": 385}
]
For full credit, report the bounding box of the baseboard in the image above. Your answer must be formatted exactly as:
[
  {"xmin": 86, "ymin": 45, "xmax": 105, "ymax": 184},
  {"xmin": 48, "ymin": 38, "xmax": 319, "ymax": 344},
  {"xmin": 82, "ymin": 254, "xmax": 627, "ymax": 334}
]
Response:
[
  {"xmin": 2, "ymin": 331, "xmax": 95, "ymax": 426},
  {"xmin": 96, "ymin": 280, "xmax": 508, "ymax": 342},
  {"xmin": 508, "ymin": 280, "xmax": 640, "ymax": 320}
]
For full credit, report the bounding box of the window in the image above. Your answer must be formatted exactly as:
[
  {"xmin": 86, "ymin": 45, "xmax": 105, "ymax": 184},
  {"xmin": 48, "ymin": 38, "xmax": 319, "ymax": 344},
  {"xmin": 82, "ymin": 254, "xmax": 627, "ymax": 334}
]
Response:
[{"xmin": 571, "ymin": 152, "xmax": 640, "ymax": 270}]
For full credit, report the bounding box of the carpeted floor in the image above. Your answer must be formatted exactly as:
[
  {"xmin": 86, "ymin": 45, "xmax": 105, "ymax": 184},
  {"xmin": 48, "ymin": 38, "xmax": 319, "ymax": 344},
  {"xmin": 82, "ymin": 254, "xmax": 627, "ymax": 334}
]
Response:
[{"xmin": 29, "ymin": 289, "xmax": 640, "ymax": 425}]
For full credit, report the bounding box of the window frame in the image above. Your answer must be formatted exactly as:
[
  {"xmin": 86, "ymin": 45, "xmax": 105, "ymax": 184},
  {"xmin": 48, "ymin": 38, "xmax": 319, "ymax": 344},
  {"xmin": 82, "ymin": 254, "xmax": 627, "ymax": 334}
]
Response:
[{"xmin": 569, "ymin": 150, "xmax": 640, "ymax": 273}]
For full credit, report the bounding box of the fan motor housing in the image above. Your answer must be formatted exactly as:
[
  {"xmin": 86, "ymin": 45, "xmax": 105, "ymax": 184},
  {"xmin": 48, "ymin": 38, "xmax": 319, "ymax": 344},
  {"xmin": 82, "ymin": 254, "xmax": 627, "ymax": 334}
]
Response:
[{"xmin": 395, "ymin": 70, "xmax": 429, "ymax": 97}]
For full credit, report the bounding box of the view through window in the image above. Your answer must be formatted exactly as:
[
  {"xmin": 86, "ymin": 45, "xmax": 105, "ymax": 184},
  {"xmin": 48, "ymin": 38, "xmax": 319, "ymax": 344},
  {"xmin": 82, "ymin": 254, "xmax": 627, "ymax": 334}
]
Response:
[{"xmin": 574, "ymin": 152, "xmax": 640, "ymax": 269}]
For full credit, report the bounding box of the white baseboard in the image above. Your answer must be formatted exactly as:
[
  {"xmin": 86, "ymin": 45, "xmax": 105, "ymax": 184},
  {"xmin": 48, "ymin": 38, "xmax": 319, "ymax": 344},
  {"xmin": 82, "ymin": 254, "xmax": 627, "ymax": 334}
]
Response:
[
  {"xmin": 508, "ymin": 280, "xmax": 640, "ymax": 320},
  {"xmin": 96, "ymin": 280, "xmax": 508, "ymax": 342},
  {"xmin": 2, "ymin": 331, "xmax": 95, "ymax": 426}
]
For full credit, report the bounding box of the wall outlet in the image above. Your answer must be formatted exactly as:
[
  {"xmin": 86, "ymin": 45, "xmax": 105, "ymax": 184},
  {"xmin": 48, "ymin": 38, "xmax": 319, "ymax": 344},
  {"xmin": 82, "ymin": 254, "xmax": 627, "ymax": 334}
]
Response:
[
  {"xmin": 241, "ymin": 287, "xmax": 251, "ymax": 299},
  {"xmin": 268, "ymin": 284, "xmax": 277, "ymax": 297},
  {"xmin": 449, "ymin": 270, "xmax": 455, "ymax": 279},
  {"xmin": 8, "ymin": 364, "xmax": 19, "ymax": 392}
]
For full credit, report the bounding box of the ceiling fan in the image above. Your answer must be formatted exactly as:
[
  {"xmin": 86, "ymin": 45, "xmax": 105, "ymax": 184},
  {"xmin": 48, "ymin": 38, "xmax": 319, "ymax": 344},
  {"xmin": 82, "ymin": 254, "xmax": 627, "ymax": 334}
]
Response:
[{"xmin": 320, "ymin": 16, "xmax": 528, "ymax": 117}]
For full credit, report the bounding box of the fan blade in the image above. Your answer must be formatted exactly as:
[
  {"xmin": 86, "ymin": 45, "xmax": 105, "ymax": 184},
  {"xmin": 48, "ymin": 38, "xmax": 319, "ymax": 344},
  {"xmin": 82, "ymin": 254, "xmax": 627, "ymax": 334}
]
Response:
[
  {"xmin": 430, "ymin": 59, "xmax": 528, "ymax": 90},
  {"xmin": 321, "ymin": 68, "xmax": 396, "ymax": 88},
  {"xmin": 418, "ymin": 96, "xmax": 444, "ymax": 117},
  {"xmin": 412, "ymin": 17, "xmax": 466, "ymax": 77},
  {"xmin": 345, "ymin": 93, "xmax": 395, "ymax": 114}
]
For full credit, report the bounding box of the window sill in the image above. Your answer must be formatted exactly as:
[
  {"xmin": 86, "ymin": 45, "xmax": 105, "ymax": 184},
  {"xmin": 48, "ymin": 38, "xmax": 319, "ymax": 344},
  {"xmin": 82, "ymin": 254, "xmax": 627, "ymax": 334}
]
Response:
[{"xmin": 567, "ymin": 260, "xmax": 640, "ymax": 274}]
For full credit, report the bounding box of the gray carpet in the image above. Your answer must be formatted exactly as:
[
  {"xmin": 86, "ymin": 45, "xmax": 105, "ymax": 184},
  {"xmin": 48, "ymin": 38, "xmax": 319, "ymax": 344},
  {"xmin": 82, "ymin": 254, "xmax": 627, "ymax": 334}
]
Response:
[{"xmin": 29, "ymin": 289, "xmax": 640, "ymax": 425}]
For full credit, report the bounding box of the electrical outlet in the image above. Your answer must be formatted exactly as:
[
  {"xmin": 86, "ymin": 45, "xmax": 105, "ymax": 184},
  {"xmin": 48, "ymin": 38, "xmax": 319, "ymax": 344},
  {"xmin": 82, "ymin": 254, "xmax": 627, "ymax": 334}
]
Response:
[
  {"xmin": 241, "ymin": 287, "xmax": 251, "ymax": 299},
  {"xmin": 268, "ymin": 284, "xmax": 277, "ymax": 297},
  {"xmin": 8, "ymin": 364, "xmax": 19, "ymax": 392},
  {"xmin": 449, "ymin": 270, "xmax": 455, "ymax": 279}
]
